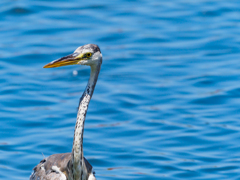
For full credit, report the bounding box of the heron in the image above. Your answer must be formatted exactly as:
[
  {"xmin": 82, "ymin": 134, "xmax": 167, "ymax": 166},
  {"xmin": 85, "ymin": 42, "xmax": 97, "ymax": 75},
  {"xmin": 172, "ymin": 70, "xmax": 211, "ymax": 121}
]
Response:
[{"xmin": 30, "ymin": 44, "xmax": 102, "ymax": 180}]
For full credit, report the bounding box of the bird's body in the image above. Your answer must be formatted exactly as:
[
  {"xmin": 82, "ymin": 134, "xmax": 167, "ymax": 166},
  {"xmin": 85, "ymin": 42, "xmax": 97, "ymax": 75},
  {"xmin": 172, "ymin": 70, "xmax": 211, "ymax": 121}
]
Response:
[
  {"xmin": 30, "ymin": 44, "xmax": 102, "ymax": 180},
  {"xmin": 30, "ymin": 153, "xmax": 94, "ymax": 180}
]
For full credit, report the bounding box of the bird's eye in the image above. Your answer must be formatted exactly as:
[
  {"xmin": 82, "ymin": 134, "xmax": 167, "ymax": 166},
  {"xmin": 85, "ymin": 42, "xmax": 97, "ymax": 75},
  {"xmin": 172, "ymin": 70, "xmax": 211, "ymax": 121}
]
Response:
[{"xmin": 85, "ymin": 53, "xmax": 92, "ymax": 58}]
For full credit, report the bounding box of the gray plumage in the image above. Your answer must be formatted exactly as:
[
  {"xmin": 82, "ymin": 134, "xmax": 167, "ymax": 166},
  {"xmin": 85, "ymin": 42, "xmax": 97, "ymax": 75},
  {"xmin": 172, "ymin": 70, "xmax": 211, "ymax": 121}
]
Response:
[
  {"xmin": 30, "ymin": 44, "xmax": 102, "ymax": 180},
  {"xmin": 30, "ymin": 153, "xmax": 94, "ymax": 180},
  {"xmin": 74, "ymin": 44, "xmax": 101, "ymax": 54}
]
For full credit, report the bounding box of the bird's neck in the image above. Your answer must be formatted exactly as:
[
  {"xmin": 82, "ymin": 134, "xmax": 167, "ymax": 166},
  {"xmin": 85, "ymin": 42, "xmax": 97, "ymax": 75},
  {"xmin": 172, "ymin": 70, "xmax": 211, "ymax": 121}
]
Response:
[{"xmin": 71, "ymin": 62, "xmax": 101, "ymax": 179}]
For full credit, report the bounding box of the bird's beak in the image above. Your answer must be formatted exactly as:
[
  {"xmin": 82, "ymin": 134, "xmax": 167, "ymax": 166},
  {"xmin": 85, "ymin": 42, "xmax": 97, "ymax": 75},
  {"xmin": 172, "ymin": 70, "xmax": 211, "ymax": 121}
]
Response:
[{"xmin": 43, "ymin": 53, "xmax": 84, "ymax": 68}]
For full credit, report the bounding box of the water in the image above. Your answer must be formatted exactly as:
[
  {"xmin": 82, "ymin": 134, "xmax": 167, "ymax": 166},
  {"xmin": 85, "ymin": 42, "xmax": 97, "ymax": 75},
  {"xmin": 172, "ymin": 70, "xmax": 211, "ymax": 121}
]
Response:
[{"xmin": 1, "ymin": 0, "xmax": 240, "ymax": 179}]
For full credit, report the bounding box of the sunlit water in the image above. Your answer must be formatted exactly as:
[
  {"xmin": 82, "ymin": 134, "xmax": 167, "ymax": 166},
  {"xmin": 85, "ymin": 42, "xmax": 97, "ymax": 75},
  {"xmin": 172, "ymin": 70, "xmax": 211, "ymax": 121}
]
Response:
[{"xmin": 1, "ymin": 0, "xmax": 240, "ymax": 179}]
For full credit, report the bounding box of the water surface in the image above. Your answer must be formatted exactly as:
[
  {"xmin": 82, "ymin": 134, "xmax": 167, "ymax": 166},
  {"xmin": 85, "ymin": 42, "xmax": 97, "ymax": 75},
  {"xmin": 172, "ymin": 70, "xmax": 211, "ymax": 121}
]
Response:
[{"xmin": 1, "ymin": 0, "xmax": 240, "ymax": 179}]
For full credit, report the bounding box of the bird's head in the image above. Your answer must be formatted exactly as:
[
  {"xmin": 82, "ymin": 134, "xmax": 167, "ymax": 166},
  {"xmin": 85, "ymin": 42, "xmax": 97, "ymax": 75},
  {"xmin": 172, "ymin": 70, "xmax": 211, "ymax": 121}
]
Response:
[{"xmin": 44, "ymin": 44, "xmax": 102, "ymax": 68}]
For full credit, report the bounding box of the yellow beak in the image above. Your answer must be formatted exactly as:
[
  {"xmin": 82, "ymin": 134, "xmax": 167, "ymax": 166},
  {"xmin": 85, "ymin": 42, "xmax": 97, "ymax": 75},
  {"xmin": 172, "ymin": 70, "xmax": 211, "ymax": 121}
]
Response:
[{"xmin": 43, "ymin": 53, "xmax": 84, "ymax": 68}]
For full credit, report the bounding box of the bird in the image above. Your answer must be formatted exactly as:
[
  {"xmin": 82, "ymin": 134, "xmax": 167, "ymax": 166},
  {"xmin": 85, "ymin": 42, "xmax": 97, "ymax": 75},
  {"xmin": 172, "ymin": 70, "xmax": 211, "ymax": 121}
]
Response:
[{"xmin": 30, "ymin": 44, "xmax": 102, "ymax": 180}]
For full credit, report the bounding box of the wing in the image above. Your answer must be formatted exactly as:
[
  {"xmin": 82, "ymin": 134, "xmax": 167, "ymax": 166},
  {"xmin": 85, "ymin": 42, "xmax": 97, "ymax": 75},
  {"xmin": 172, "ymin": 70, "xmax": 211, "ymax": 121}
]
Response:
[
  {"xmin": 30, "ymin": 153, "xmax": 71, "ymax": 180},
  {"xmin": 30, "ymin": 153, "xmax": 95, "ymax": 180}
]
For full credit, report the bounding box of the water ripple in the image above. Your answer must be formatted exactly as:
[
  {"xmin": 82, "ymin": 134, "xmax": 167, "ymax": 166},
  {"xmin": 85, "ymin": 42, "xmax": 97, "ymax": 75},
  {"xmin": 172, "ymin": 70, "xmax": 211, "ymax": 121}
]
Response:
[{"xmin": 1, "ymin": 0, "xmax": 240, "ymax": 180}]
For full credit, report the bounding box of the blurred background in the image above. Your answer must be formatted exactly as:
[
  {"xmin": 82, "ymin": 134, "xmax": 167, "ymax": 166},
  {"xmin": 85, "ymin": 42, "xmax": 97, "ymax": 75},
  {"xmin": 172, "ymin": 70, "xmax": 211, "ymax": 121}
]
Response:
[{"xmin": 1, "ymin": 0, "xmax": 240, "ymax": 179}]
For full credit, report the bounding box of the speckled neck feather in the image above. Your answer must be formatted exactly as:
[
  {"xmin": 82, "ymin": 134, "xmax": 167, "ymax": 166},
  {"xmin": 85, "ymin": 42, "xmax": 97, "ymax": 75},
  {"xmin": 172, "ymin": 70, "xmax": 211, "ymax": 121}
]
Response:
[{"xmin": 71, "ymin": 61, "xmax": 101, "ymax": 180}]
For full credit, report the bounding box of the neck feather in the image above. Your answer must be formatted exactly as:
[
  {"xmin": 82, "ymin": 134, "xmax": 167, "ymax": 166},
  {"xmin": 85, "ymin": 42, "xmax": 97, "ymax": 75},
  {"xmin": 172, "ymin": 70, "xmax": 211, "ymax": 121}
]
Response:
[{"xmin": 71, "ymin": 62, "xmax": 101, "ymax": 178}]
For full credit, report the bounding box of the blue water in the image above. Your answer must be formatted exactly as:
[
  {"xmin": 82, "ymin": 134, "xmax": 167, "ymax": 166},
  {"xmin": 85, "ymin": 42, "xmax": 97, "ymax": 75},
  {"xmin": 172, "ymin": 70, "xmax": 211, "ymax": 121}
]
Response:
[{"xmin": 1, "ymin": 0, "xmax": 240, "ymax": 179}]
